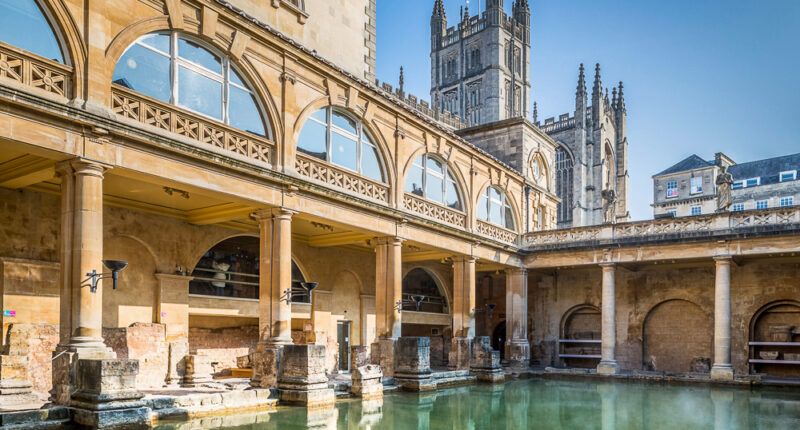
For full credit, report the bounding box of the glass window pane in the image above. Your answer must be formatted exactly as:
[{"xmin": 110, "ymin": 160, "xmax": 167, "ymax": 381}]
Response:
[
  {"xmin": 230, "ymin": 68, "xmax": 245, "ymax": 87},
  {"xmin": 178, "ymin": 66, "xmax": 222, "ymax": 119},
  {"xmin": 297, "ymin": 120, "xmax": 327, "ymax": 161},
  {"xmin": 361, "ymin": 142, "xmax": 383, "ymax": 182},
  {"xmin": 412, "ymin": 156, "xmax": 425, "ymax": 168},
  {"xmin": 478, "ymin": 195, "xmax": 488, "ymax": 220},
  {"xmin": 0, "ymin": 0, "xmax": 64, "ymax": 62},
  {"xmin": 138, "ymin": 33, "xmax": 170, "ymax": 54},
  {"xmin": 427, "ymin": 157, "xmax": 443, "ymax": 175},
  {"xmin": 228, "ymin": 85, "xmax": 265, "ymax": 136},
  {"xmin": 331, "ymin": 111, "xmax": 357, "ymax": 135},
  {"xmin": 504, "ymin": 206, "xmax": 515, "ymax": 229},
  {"xmin": 310, "ymin": 108, "xmax": 327, "ymax": 123},
  {"xmin": 490, "ymin": 187, "xmax": 502, "ymax": 203},
  {"xmin": 330, "ymin": 131, "xmax": 358, "ymax": 172},
  {"xmin": 113, "ymin": 44, "xmax": 171, "ymax": 102},
  {"xmin": 406, "ymin": 164, "xmax": 424, "ymax": 196},
  {"xmin": 426, "ymin": 174, "xmax": 444, "ymax": 204},
  {"xmin": 490, "ymin": 200, "xmax": 502, "ymax": 224},
  {"xmin": 178, "ymin": 38, "xmax": 221, "ymax": 74},
  {"xmin": 446, "ymin": 179, "xmax": 461, "ymax": 211}
]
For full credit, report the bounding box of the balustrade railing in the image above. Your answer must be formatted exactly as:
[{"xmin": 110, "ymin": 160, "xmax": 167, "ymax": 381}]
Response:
[
  {"xmin": 476, "ymin": 220, "xmax": 519, "ymax": 244},
  {"xmin": 403, "ymin": 193, "xmax": 466, "ymax": 228},
  {"xmin": 295, "ymin": 152, "xmax": 390, "ymax": 203},
  {"xmin": 0, "ymin": 42, "xmax": 72, "ymax": 98}
]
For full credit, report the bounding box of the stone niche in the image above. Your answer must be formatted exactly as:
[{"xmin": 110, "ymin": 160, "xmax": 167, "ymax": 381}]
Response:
[
  {"xmin": 470, "ymin": 336, "xmax": 503, "ymax": 382},
  {"xmin": 393, "ymin": 337, "xmax": 435, "ymax": 391},
  {"xmin": 70, "ymin": 359, "xmax": 150, "ymax": 429},
  {"xmin": 277, "ymin": 344, "xmax": 334, "ymax": 407}
]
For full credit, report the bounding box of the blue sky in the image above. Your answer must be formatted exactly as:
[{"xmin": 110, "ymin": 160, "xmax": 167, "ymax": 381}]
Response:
[{"xmin": 376, "ymin": 0, "xmax": 800, "ymax": 220}]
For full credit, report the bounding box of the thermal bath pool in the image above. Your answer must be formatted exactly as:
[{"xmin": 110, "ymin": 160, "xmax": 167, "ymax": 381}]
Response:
[{"xmin": 155, "ymin": 378, "xmax": 800, "ymax": 429}]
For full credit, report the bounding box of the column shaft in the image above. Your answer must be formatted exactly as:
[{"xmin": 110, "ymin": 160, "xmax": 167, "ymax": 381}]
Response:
[
  {"xmin": 504, "ymin": 268, "xmax": 529, "ymax": 367},
  {"xmin": 597, "ymin": 263, "xmax": 619, "ymax": 374},
  {"xmin": 374, "ymin": 236, "xmax": 403, "ymax": 339},
  {"xmin": 254, "ymin": 208, "xmax": 295, "ymax": 345},
  {"xmin": 711, "ymin": 256, "xmax": 734, "ymax": 380},
  {"xmin": 451, "ymin": 256, "xmax": 476, "ymax": 338}
]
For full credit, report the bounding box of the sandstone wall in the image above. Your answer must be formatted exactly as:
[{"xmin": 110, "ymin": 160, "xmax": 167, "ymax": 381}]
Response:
[
  {"xmin": 103, "ymin": 323, "xmax": 169, "ymax": 389},
  {"xmin": 189, "ymin": 325, "xmax": 259, "ymax": 375},
  {"xmin": 3, "ymin": 323, "xmax": 59, "ymax": 395}
]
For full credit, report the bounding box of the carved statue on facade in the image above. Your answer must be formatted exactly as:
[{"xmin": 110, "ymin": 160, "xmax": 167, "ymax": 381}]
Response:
[
  {"xmin": 602, "ymin": 188, "xmax": 617, "ymax": 224},
  {"xmin": 716, "ymin": 166, "xmax": 734, "ymax": 211}
]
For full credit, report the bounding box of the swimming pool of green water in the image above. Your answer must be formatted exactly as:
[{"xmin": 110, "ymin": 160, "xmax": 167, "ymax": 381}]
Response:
[{"xmin": 156, "ymin": 378, "xmax": 800, "ymax": 429}]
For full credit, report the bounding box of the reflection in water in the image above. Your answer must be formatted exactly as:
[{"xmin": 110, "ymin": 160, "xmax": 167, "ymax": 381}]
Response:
[{"xmin": 155, "ymin": 378, "xmax": 800, "ymax": 429}]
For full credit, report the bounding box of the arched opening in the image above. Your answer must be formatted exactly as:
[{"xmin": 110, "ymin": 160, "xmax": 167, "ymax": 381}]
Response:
[
  {"xmin": 559, "ymin": 305, "xmax": 601, "ymax": 368},
  {"xmin": 401, "ymin": 268, "xmax": 448, "ymax": 314},
  {"xmin": 0, "ymin": 0, "xmax": 65, "ymax": 63},
  {"xmin": 477, "ymin": 185, "xmax": 516, "ymax": 230},
  {"xmin": 492, "ymin": 321, "xmax": 506, "ymax": 360},
  {"xmin": 749, "ymin": 300, "xmax": 800, "ymax": 379},
  {"xmin": 112, "ymin": 31, "xmax": 270, "ymax": 137},
  {"xmin": 405, "ymin": 153, "xmax": 464, "ymax": 211},
  {"xmin": 189, "ymin": 236, "xmax": 306, "ymax": 302},
  {"xmin": 297, "ymin": 107, "xmax": 386, "ymax": 183},
  {"xmin": 529, "ymin": 151, "xmax": 548, "ymax": 190},
  {"xmin": 555, "ymin": 145, "xmax": 573, "ymax": 225},
  {"xmin": 642, "ymin": 300, "xmax": 712, "ymax": 373}
]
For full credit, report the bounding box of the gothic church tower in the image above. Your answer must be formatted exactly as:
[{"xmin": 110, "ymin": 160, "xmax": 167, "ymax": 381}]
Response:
[{"xmin": 430, "ymin": 0, "xmax": 531, "ymax": 125}]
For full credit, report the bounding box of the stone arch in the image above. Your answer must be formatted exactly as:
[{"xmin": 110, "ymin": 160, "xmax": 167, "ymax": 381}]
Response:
[
  {"xmin": 473, "ymin": 181, "xmax": 520, "ymax": 232},
  {"xmin": 527, "ymin": 150, "xmax": 550, "ymax": 190},
  {"xmin": 559, "ymin": 304, "xmax": 601, "ymax": 368},
  {"xmin": 103, "ymin": 235, "xmax": 159, "ymax": 328},
  {"xmin": 642, "ymin": 299, "xmax": 712, "ymax": 373},
  {"xmin": 401, "ymin": 266, "xmax": 450, "ymax": 314},
  {"xmin": 748, "ymin": 299, "xmax": 800, "ymax": 378},
  {"xmin": 105, "ymin": 21, "xmax": 281, "ymax": 143},
  {"xmin": 291, "ymin": 100, "xmax": 396, "ymax": 192},
  {"xmin": 401, "ymin": 151, "xmax": 471, "ymax": 219}
]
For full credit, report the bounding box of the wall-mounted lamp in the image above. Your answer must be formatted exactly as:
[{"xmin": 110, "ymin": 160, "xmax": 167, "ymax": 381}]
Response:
[
  {"xmin": 85, "ymin": 260, "xmax": 128, "ymax": 293},
  {"xmin": 395, "ymin": 295, "xmax": 426, "ymax": 312},
  {"xmin": 282, "ymin": 282, "xmax": 319, "ymax": 303},
  {"xmin": 472, "ymin": 303, "xmax": 497, "ymax": 318}
]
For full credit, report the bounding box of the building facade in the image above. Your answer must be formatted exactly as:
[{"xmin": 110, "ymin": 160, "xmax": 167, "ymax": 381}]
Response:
[
  {"xmin": 430, "ymin": 0, "xmax": 530, "ymax": 126},
  {"xmin": 653, "ymin": 152, "xmax": 799, "ymax": 217}
]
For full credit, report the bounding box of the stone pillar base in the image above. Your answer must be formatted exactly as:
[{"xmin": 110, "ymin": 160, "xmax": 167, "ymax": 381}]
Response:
[
  {"xmin": 70, "ymin": 359, "xmax": 150, "ymax": 429},
  {"xmin": 182, "ymin": 354, "xmax": 213, "ymax": 387},
  {"xmin": 504, "ymin": 340, "xmax": 530, "ymax": 369},
  {"xmin": 596, "ymin": 360, "xmax": 620, "ymax": 375},
  {"xmin": 447, "ymin": 337, "xmax": 471, "ymax": 371},
  {"xmin": 370, "ymin": 338, "xmax": 396, "ymax": 379},
  {"xmin": 277, "ymin": 345, "xmax": 334, "ymax": 408},
  {"xmin": 710, "ymin": 364, "xmax": 734, "ymax": 380},
  {"xmin": 394, "ymin": 337, "xmax": 435, "ymax": 391},
  {"xmin": 351, "ymin": 364, "xmax": 383, "ymax": 400},
  {"xmin": 51, "ymin": 346, "xmax": 116, "ymax": 406},
  {"xmin": 250, "ymin": 343, "xmax": 283, "ymax": 389},
  {"xmin": 470, "ymin": 336, "xmax": 504, "ymax": 383},
  {"xmin": 0, "ymin": 355, "xmax": 38, "ymax": 407}
]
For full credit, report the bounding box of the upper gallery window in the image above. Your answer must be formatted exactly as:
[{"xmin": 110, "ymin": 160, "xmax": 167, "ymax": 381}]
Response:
[
  {"xmin": 0, "ymin": 0, "xmax": 64, "ymax": 63},
  {"xmin": 477, "ymin": 186, "xmax": 516, "ymax": 230},
  {"xmin": 113, "ymin": 32, "xmax": 268, "ymax": 137},
  {"xmin": 297, "ymin": 107, "xmax": 385, "ymax": 182},
  {"xmin": 405, "ymin": 154, "xmax": 463, "ymax": 211},
  {"xmin": 690, "ymin": 176, "xmax": 702, "ymax": 194}
]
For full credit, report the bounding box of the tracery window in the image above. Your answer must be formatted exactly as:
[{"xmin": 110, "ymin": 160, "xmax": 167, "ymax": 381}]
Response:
[
  {"xmin": 0, "ymin": 0, "xmax": 64, "ymax": 63},
  {"xmin": 555, "ymin": 146, "xmax": 574, "ymax": 224},
  {"xmin": 113, "ymin": 32, "xmax": 268, "ymax": 137},
  {"xmin": 297, "ymin": 107, "xmax": 385, "ymax": 182},
  {"xmin": 477, "ymin": 186, "xmax": 515, "ymax": 230},
  {"xmin": 405, "ymin": 154, "xmax": 463, "ymax": 211}
]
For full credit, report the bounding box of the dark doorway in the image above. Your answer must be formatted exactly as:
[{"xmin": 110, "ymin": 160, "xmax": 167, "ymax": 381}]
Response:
[
  {"xmin": 492, "ymin": 321, "xmax": 506, "ymax": 360},
  {"xmin": 337, "ymin": 321, "xmax": 351, "ymax": 372}
]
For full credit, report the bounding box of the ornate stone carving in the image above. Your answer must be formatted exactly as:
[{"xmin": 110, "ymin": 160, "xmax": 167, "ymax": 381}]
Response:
[
  {"xmin": 111, "ymin": 85, "xmax": 273, "ymax": 165},
  {"xmin": 403, "ymin": 193, "xmax": 466, "ymax": 227},
  {"xmin": 476, "ymin": 220, "xmax": 518, "ymax": 244},
  {"xmin": 295, "ymin": 153, "xmax": 389, "ymax": 203},
  {"xmin": 0, "ymin": 44, "xmax": 70, "ymax": 97},
  {"xmin": 715, "ymin": 166, "xmax": 734, "ymax": 211}
]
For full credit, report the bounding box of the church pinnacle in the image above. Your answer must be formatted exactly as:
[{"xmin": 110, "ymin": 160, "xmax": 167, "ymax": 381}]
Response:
[
  {"xmin": 432, "ymin": 0, "xmax": 446, "ymax": 19},
  {"xmin": 576, "ymin": 63, "xmax": 586, "ymax": 95},
  {"xmin": 592, "ymin": 63, "xmax": 602, "ymax": 98}
]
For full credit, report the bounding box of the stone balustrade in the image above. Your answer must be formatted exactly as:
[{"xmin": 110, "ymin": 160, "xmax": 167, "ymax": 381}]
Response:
[
  {"xmin": 522, "ymin": 206, "xmax": 800, "ymax": 250},
  {"xmin": 0, "ymin": 42, "xmax": 71, "ymax": 98},
  {"xmin": 295, "ymin": 153, "xmax": 390, "ymax": 203},
  {"xmin": 476, "ymin": 220, "xmax": 519, "ymax": 244},
  {"xmin": 403, "ymin": 193, "xmax": 467, "ymax": 228}
]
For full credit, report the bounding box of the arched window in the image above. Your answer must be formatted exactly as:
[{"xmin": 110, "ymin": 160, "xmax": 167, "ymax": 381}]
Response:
[
  {"xmin": 555, "ymin": 146, "xmax": 573, "ymax": 224},
  {"xmin": 0, "ymin": 0, "xmax": 64, "ymax": 63},
  {"xmin": 530, "ymin": 152, "xmax": 548, "ymax": 188},
  {"xmin": 112, "ymin": 32, "xmax": 267, "ymax": 137},
  {"xmin": 477, "ymin": 186, "xmax": 515, "ymax": 230},
  {"xmin": 297, "ymin": 107, "xmax": 385, "ymax": 182},
  {"xmin": 405, "ymin": 154, "xmax": 463, "ymax": 211},
  {"xmin": 401, "ymin": 268, "xmax": 447, "ymax": 314}
]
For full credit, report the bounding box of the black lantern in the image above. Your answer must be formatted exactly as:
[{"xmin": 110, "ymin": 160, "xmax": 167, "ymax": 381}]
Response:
[{"xmin": 85, "ymin": 260, "xmax": 128, "ymax": 293}]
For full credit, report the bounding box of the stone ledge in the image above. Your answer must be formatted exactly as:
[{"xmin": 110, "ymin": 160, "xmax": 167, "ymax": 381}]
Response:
[{"xmin": 146, "ymin": 388, "xmax": 277, "ymax": 421}]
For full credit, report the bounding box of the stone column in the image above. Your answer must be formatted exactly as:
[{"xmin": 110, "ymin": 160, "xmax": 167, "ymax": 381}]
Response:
[
  {"xmin": 504, "ymin": 268, "xmax": 530, "ymax": 367},
  {"xmin": 155, "ymin": 273, "xmax": 192, "ymax": 387},
  {"xmin": 449, "ymin": 256, "xmax": 475, "ymax": 370},
  {"xmin": 52, "ymin": 159, "xmax": 116, "ymax": 405},
  {"xmin": 370, "ymin": 236, "xmax": 402, "ymax": 377},
  {"xmin": 250, "ymin": 207, "xmax": 295, "ymax": 388},
  {"xmin": 597, "ymin": 263, "xmax": 619, "ymax": 374},
  {"xmin": 711, "ymin": 256, "xmax": 734, "ymax": 380}
]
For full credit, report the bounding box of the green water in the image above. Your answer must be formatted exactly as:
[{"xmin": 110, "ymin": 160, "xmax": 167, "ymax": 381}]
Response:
[{"xmin": 156, "ymin": 378, "xmax": 800, "ymax": 429}]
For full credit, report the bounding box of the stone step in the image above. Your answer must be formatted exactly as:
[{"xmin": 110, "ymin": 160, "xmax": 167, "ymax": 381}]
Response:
[
  {"xmin": 382, "ymin": 384, "xmax": 400, "ymax": 393},
  {"xmin": 433, "ymin": 375, "xmax": 477, "ymax": 389},
  {"xmin": 0, "ymin": 407, "xmax": 70, "ymax": 429},
  {"xmin": 429, "ymin": 370, "xmax": 470, "ymax": 380}
]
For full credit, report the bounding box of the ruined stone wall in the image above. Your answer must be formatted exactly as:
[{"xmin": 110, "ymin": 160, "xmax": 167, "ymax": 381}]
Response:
[
  {"xmin": 102, "ymin": 323, "xmax": 169, "ymax": 389},
  {"xmin": 188, "ymin": 325, "xmax": 259, "ymax": 375},
  {"xmin": 3, "ymin": 323, "xmax": 58, "ymax": 395}
]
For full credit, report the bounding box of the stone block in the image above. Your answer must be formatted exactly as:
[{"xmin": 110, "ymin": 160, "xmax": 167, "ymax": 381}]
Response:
[
  {"xmin": 166, "ymin": 341, "xmax": 188, "ymax": 387},
  {"xmin": 250, "ymin": 344, "xmax": 281, "ymax": 389},
  {"xmin": 0, "ymin": 355, "xmax": 38, "ymax": 406},
  {"xmin": 447, "ymin": 337, "xmax": 471, "ymax": 371},
  {"xmin": 236, "ymin": 354, "xmax": 252, "ymax": 369},
  {"xmin": 351, "ymin": 364, "xmax": 383, "ymax": 399},
  {"xmin": 370, "ymin": 338, "xmax": 396, "ymax": 378},
  {"xmin": 504, "ymin": 340, "xmax": 530, "ymax": 369},
  {"xmin": 70, "ymin": 359, "xmax": 150, "ymax": 429},
  {"xmin": 350, "ymin": 345, "xmax": 369, "ymax": 370},
  {"xmin": 182, "ymin": 354, "xmax": 213, "ymax": 387},
  {"xmin": 470, "ymin": 336, "xmax": 504, "ymax": 383},
  {"xmin": 393, "ymin": 337, "xmax": 434, "ymax": 391},
  {"xmin": 277, "ymin": 345, "xmax": 334, "ymax": 407}
]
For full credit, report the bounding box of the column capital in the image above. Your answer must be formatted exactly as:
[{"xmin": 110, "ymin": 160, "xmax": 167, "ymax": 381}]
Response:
[
  {"xmin": 68, "ymin": 158, "xmax": 110, "ymax": 178},
  {"xmin": 451, "ymin": 255, "xmax": 476, "ymax": 264},
  {"xmin": 713, "ymin": 255, "xmax": 733, "ymax": 263},
  {"xmin": 599, "ymin": 262, "xmax": 616, "ymax": 270},
  {"xmin": 372, "ymin": 236, "xmax": 404, "ymax": 246},
  {"xmin": 504, "ymin": 267, "xmax": 527, "ymax": 276},
  {"xmin": 251, "ymin": 207, "xmax": 297, "ymax": 221}
]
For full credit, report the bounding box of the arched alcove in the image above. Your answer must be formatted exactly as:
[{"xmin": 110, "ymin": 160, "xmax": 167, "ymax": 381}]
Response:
[
  {"xmin": 749, "ymin": 300, "xmax": 800, "ymax": 378},
  {"xmin": 559, "ymin": 305, "xmax": 601, "ymax": 368},
  {"xmin": 642, "ymin": 299, "xmax": 712, "ymax": 373},
  {"xmin": 401, "ymin": 268, "xmax": 448, "ymax": 314}
]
